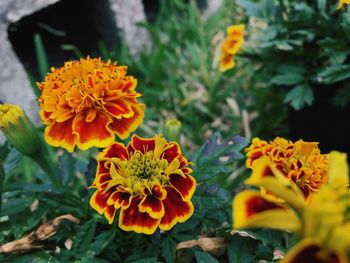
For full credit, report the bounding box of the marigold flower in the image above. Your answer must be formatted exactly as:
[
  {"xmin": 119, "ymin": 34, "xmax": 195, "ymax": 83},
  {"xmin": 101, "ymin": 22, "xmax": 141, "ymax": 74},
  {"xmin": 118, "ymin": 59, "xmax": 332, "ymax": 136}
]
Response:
[
  {"xmin": 0, "ymin": 104, "xmax": 41, "ymax": 156},
  {"xmin": 338, "ymin": 0, "xmax": 350, "ymax": 9},
  {"xmin": 245, "ymin": 137, "xmax": 329, "ymax": 199},
  {"xmin": 219, "ymin": 24, "xmax": 245, "ymax": 72},
  {"xmin": 37, "ymin": 57, "xmax": 145, "ymax": 152},
  {"xmin": 89, "ymin": 134, "xmax": 196, "ymax": 234},
  {"xmin": 233, "ymin": 151, "xmax": 350, "ymax": 263}
]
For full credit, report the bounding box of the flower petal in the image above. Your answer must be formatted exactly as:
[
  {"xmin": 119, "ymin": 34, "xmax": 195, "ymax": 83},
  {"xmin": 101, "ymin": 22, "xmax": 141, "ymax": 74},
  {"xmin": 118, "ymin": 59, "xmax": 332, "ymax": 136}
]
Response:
[
  {"xmin": 110, "ymin": 104, "xmax": 145, "ymax": 140},
  {"xmin": 139, "ymin": 194, "xmax": 165, "ymax": 219},
  {"xmin": 104, "ymin": 204, "xmax": 116, "ymax": 224},
  {"xmin": 104, "ymin": 99, "xmax": 133, "ymax": 119},
  {"xmin": 327, "ymin": 151, "xmax": 349, "ymax": 188},
  {"xmin": 73, "ymin": 111, "xmax": 114, "ymax": 150},
  {"xmin": 119, "ymin": 196, "xmax": 160, "ymax": 235},
  {"xmin": 219, "ymin": 52, "xmax": 235, "ymax": 72},
  {"xmin": 128, "ymin": 133, "xmax": 155, "ymax": 154},
  {"xmin": 233, "ymin": 190, "xmax": 300, "ymax": 232},
  {"xmin": 281, "ymin": 239, "xmax": 347, "ymax": 263},
  {"xmin": 162, "ymin": 142, "xmax": 182, "ymax": 163},
  {"xmin": 107, "ymin": 189, "xmax": 132, "ymax": 209},
  {"xmin": 159, "ymin": 187, "xmax": 194, "ymax": 231},
  {"xmin": 90, "ymin": 190, "xmax": 112, "ymax": 214},
  {"xmin": 44, "ymin": 118, "xmax": 76, "ymax": 152},
  {"xmin": 169, "ymin": 174, "xmax": 196, "ymax": 202},
  {"xmin": 99, "ymin": 142, "xmax": 129, "ymax": 160}
]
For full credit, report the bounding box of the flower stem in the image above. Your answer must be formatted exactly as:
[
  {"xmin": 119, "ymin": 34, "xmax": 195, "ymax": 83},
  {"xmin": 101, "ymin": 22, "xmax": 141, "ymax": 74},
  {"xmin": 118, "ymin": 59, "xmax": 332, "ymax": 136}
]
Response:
[
  {"xmin": 0, "ymin": 160, "xmax": 4, "ymax": 217},
  {"xmin": 30, "ymin": 141, "xmax": 62, "ymax": 190}
]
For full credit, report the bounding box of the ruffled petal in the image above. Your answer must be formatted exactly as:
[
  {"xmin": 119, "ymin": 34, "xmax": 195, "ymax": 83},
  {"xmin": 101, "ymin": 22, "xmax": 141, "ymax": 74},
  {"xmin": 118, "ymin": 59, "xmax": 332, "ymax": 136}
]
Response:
[
  {"xmin": 104, "ymin": 204, "xmax": 117, "ymax": 224},
  {"xmin": 139, "ymin": 194, "xmax": 165, "ymax": 219},
  {"xmin": 281, "ymin": 239, "xmax": 346, "ymax": 263},
  {"xmin": 327, "ymin": 151, "xmax": 349, "ymax": 188},
  {"xmin": 73, "ymin": 111, "xmax": 114, "ymax": 150},
  {"xmin": 44, "ymin": 118, "xmax": 76, "ymax": 152},
  {"xmin": 89, "ymin": 190, "xmax": 112, "ymax": 214},
  {"xmin": 169, "ymin": 174, "xmax": 196, "ymax": 202},
  {"xmin": 110, "ymin": 104, "xmax": 145, "ymax": 140},
  {"xmin": 119, "ymin": 196, "xmax": 161, "ymax": 235},
  {"xmin": 159, "ymin": 187, "xmax": 194, "ymax": 231},
  {"xmin": 233, "ymin": 190, "xmax": 300, "ymax": 232},
  {"xmin": 100, "ymin": 142, "xmax": 129, "ymax": 160},
  {"xmin": 104, "ymin": 99, "xmax": 133, "ymax": 119},
  {"xmin": 128, "ymin": 133, "xmax": 155, "ymax": 154},
  {"xmin": 107, "ymin": 189, "xmax": 132, "ymax": 209},
  {"xmin": 162, "ymin": 142, "xmax": 182, "ymax": 163}
]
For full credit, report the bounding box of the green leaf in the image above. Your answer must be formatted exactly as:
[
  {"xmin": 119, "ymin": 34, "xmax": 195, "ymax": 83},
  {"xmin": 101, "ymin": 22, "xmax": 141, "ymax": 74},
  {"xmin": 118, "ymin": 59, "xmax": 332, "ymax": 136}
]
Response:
[
  {"xmin": 130, "ymin": 258, "xmax": 160, "ymax": 263},
  {"xmin": 73, "ymin": 218, "xmax": 97, "ymax": 254},
  {"xmin": 318, "ymin": 65, "xmax": 350, "ymax": 84},
  {"xmin": 91, "ymin": 229, "xmax": 117, "ymax": 255},
  {"xmin": 284, "ymin": 84, "xmax": 314, "ymax": 110},
  {"xmin": 271, "ymin": 73, "xmax": 304, "ymax": 86},
  {"xmin": 162, "ymin": 238, "xmax": 176, "ymax": 263},
  {"xmin": 33, "ymin": 33, "xmax": 49, "ymax": 81},
  {"xmin": 228, "ymin": 236, "xmax": 258, "ymax": 263},
  {"xmin": 194, "ymin": 251, "xmax": 220, "ymax": 263},
  {"xmin": 191, "ymin": 133, "xmax": 248, "ymax": 182}
]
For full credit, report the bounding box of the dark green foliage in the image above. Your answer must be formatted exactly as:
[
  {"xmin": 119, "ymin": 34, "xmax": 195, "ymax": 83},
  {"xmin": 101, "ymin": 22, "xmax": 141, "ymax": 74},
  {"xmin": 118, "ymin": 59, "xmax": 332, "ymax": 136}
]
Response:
[{"xmin": 239, "ymin": 0, "xmax": 350, "ymax": 109}]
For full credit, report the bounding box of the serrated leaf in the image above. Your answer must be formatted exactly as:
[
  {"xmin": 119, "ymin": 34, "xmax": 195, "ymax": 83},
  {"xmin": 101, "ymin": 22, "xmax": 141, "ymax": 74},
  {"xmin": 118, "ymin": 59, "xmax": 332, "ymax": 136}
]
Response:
[
  {"xmin": 130, "ymin": 258, "xmax": 160, "ymax": 263},
  {"xmin": 194, "ymin": 250, "xmax": 220, "ymax": 263},
  {"xmin": 162, "ymin": 238, "xmax": 176, "ymax": 263},
  {"xmin": 284, "ymin": 84, "xmax": 314, "ymax": 110},
  {"xmin": 271, "ymin": 73, "xmax": 304, "ymax": 86},
  {"xmin": 73, "ymin": 218, "xmax": 97, "ymax": 254},
  {"xmin": 228, "ymin": 236, "xmax": 258, "ymax": 263},
  {"xmin": 191, "ymin": 133, "xmax": 248, "ymax": 182},
  {"xmin": 92, "ymin": 229, "xmax": 117, "ymax": 255},
  {"xmin": 318, "ymin": 64, "xmax": 350, "ymax": 84}
]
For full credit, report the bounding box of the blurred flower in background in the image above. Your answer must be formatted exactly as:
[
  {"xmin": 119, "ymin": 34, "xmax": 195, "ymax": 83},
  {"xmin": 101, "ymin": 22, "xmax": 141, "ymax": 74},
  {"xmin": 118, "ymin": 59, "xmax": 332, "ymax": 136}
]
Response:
[{"xmin": 219, "ymin": 24, "xmax": 245, "ymax": 72}]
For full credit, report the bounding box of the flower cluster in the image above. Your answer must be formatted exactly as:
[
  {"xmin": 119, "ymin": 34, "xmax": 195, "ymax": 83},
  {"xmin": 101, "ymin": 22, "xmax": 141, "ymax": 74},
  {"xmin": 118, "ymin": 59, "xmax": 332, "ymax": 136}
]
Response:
[
  {"xmin": 89, "ymin": 134, "xmax": 196, "ymax": 234},
  {"xmin": 233, "ymin": 151, "xmax": 350, "ymax": 263},
  {"xmin": 245, "ymin": 137, "xmax": 329, "ymax": 199},
  {"xmin": 37, "ymin": 57, "xmax": 145, "ymax": 152},
  {"xmin": 219, "ymin": 24, "xmax": 245, "ymax": 72}
]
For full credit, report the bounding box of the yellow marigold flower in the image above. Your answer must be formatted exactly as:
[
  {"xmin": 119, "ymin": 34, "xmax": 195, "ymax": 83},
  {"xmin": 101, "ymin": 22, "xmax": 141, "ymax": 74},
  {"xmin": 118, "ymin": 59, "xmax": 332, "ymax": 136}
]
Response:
[
  {"xmin": 338, "ymin": 0, "xmax": 350, "ymax": 9},
  {"xmin": 233, "ymin": 151, "xmax": 350, "ymax": 263},
  {"xmin": 37, "ymin": 57, "xmax": 145, "ymax": 152},
  {"xmin": 0, "ymin": 104, "xmax": 41, "ymax": 156},
  {"xmin": 89, "ymin": 134, "xmax": 196, "ymax": 234},
  {"xmin": 219, "ymin": 24, "xmax": 245, "ymax": 72},
  {"xmin": 245, "ymin": 137, "xmax": 328, "ymax": 199}
]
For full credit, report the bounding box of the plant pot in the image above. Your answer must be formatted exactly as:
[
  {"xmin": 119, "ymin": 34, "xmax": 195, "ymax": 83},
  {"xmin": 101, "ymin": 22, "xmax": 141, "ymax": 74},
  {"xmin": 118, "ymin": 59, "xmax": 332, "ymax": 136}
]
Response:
[{"xmin": 288, "ymin": 84, "xmax": 350, "ymax": 157}]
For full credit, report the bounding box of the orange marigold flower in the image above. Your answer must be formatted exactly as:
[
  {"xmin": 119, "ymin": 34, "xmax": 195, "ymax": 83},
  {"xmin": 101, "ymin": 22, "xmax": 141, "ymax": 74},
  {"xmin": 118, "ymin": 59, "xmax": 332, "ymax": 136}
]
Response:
[
  {"xmin": 37, "ymin": 57, "xmax": 145, "ymax": 152},
  {"xmin": 219, "ymin": 24, "xmax": 245, "ymax": 72},
  {"xmin": 245, "ymin": 137, "xmax": 329, "ymax": 199},
  {"xmin": 89, "ymin": 134, "xmax": 196, "ymax": 234}
]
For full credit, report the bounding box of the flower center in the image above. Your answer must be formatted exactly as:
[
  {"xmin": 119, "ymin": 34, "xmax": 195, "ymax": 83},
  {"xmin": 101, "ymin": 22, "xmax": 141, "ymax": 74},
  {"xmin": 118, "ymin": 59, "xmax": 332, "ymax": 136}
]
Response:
[{"xmin": 126, "ymin": 151, "xmax": 168, "ymax": 182}]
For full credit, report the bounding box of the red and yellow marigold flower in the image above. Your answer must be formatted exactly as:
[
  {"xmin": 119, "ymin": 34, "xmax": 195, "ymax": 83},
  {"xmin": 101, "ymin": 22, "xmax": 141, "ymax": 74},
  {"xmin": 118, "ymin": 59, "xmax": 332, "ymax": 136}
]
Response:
[
  {"xmin": 338, "ymin": 0, "xmax": 350, "ymax": 9},
  {"xmin": 38, "ymin": 57, "xmax": 145, "ymax": 152},
  {"xmin": 245, "ymin": 137, "xmax": 329, "ymax": 199},
  {"xmin": 233, "ymin": 151, "xmax": 350, "ymax": 263},
  {"xmin": 219, "ymin": 24, "xmax": 245, "ymax": 72},
  {"xmin": 89, "ymin": 134, "xmax": 196, "ymax": 234}
]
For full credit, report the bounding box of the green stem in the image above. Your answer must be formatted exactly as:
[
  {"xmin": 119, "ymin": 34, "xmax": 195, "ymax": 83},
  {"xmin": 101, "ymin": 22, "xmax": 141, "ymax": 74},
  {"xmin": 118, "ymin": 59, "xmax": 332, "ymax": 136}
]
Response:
[
  {"xmin": 30, "ymin": 142, "xmax": 62, "ymax": 190},
  {"xmin": 0, "ymin": 160, "xmax": 4, "ymax": 218}
]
